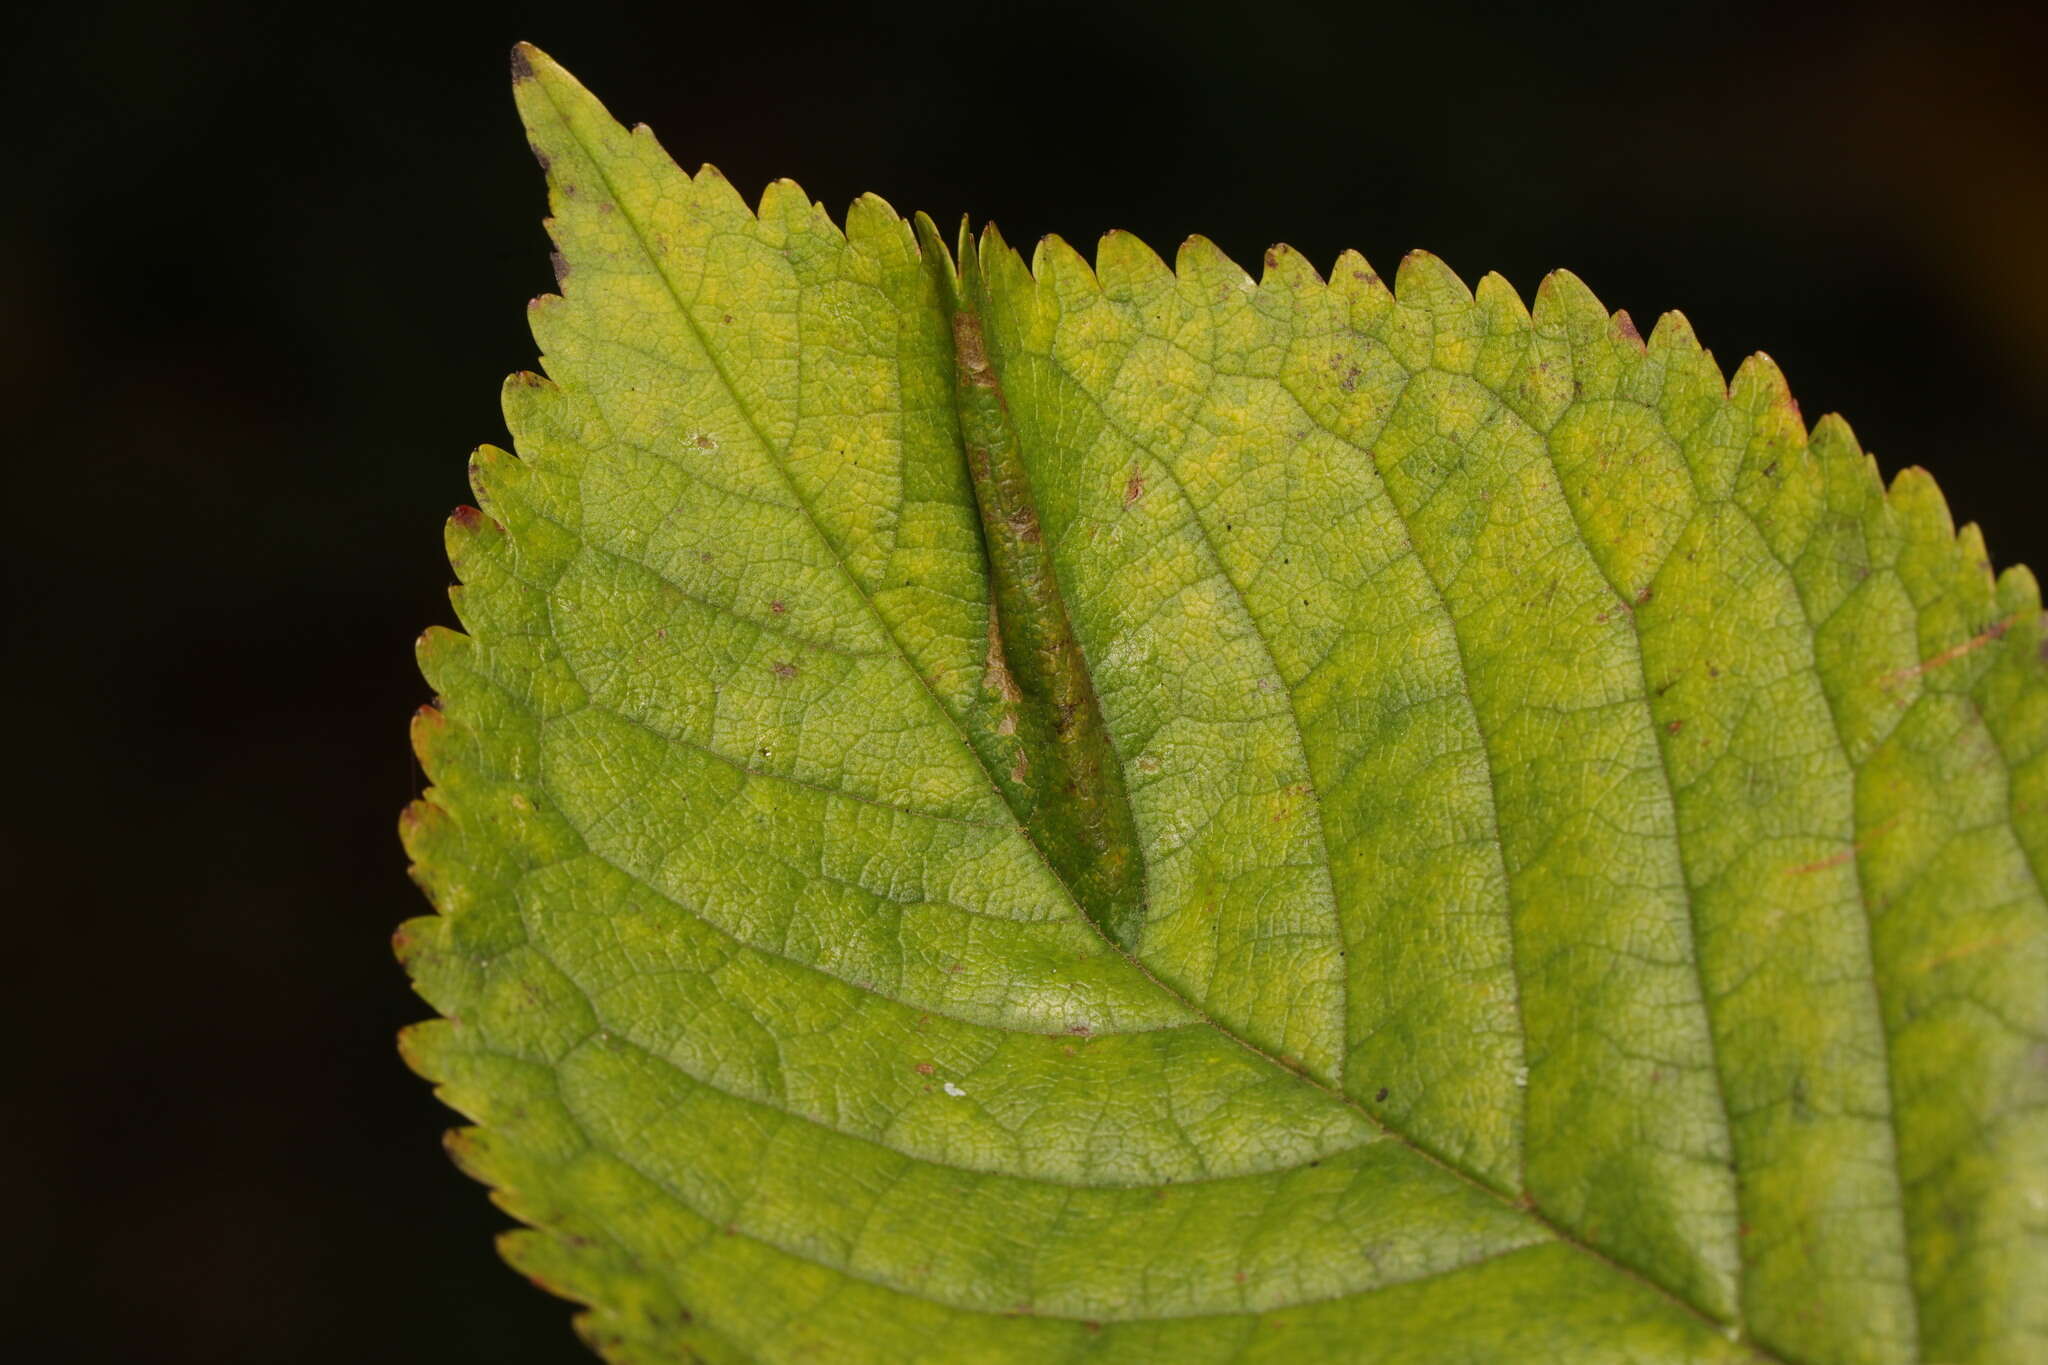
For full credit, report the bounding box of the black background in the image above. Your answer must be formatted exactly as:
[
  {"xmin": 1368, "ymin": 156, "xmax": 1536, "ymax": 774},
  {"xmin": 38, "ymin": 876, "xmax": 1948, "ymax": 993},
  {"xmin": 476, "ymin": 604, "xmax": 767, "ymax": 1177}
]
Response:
[{"xmin": 10, "ymin": 0, "xmax": 2046, "ymax": 1359}]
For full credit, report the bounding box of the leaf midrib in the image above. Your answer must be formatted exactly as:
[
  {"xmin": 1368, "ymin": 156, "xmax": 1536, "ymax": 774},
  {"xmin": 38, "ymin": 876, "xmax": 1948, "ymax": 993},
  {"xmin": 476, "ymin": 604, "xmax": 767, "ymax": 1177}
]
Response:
[{"xmin": 528, "ymin": 78, "xmax": 1794, "ymax": 1361}]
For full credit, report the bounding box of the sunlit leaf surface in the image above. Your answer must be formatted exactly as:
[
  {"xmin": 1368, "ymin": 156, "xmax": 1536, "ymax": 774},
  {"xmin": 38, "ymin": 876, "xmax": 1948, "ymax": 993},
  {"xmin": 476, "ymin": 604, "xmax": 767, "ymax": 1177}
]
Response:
[{"xmin": 399, "ymin": 44, "xmax": 2048, "ymax": 1364}]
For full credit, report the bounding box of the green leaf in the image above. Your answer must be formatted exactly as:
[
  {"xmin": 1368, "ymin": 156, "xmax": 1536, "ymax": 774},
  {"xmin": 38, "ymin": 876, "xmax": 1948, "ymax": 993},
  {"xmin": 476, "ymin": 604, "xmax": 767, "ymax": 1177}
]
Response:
[{"xmin": 398, "ymin": 44, "xmax": 2048, "ymax": 1364}]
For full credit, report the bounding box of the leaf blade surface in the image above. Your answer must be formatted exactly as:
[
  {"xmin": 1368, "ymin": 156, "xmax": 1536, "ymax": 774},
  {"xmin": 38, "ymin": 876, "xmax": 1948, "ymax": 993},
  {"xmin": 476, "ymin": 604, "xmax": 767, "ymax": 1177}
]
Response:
[{"xmin": 400, "ymin": 45, "xmax": 2048, "ymax": 1364}]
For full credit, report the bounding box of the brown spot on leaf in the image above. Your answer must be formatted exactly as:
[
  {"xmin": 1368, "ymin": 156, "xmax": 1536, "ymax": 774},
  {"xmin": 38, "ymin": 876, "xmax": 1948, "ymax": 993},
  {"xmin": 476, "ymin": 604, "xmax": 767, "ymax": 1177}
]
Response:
[
  {"xmin": 771, "ymin": 661, "xmax": 797, "ymax": 680},
  {"xmin": 914, "ymin": 1062, "xmax": 934, "ymax": 1076},
  {"xmin": 1123, "ymin": 468, "xmax": 1145, "ymax": 507},
  {"xmin": 1667, "ymin": 719, "xmax": 1683, "ymax": 735},
  {"xmin": 769, "ymin": 599, "xmax": 787, "ymax": 614},
  {"xmin": 1374, "ymin": 1086, "xmax": 1388, "ymax": 1102},
  {"xmin": 983, "ymin": 610, "xmax": 1022, "ymax": 705}
]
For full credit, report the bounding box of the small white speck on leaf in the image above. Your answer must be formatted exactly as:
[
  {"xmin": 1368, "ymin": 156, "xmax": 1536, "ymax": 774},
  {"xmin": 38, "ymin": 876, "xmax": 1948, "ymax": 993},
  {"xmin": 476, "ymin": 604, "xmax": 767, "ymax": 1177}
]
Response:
[{"xmin": 942, "ymin": 1081, "xmax": 966, "ymax": 1098}]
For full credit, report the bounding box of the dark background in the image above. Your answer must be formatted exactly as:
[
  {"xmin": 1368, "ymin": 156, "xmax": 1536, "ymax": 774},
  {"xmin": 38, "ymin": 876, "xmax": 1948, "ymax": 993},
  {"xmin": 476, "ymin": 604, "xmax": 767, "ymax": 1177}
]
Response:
[{"xmin": 9, "ymin": 0, "xmax": 2045, "ymax": 1358}]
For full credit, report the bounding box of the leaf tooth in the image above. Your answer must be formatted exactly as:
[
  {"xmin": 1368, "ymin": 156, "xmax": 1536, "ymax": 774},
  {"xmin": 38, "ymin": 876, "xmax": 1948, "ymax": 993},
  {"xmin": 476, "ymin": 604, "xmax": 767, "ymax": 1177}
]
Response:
[
  {"xmin": 500, "ymin": 1228, "xmax": 588, "ymax": 1305},
  {"xmin": 1472, "ymin": 271, "xmax": 1533, "ymax": 337},
  {"xmin": 1888, "ymin": 464, "xmax": 1958, "ymax": 545},
  {"xmin": 1031, "ymin": 232, "xmax": 1100, "ymax": 296},
  {"xmin": 468, "ymin": 442, "xmax": 530, "ymax": 509},
  {"xmin": 444, "ymin": 503, "xmax": 507, "ymax": 595},
  {"xmin": 1529, "ymin": 266, "xmax": 1607, "ymax": 344},
  {"xmin": 1092, "ymin": 228, "xmax": 1172, "ymax": 297},
  {"xmin": 686, "ymin": 160, "xmax": 752, "ymax": 222},
  {"xmin": 395, "ymin": 1010, "xmax": 465, "ymax": 1074},
  {"xmin": 415, "ymin": 624, "xmax": 475, "ymax": 702},
  {"xmin": 443, "ymin": 1124, "xmax": 503, "ymax": 1186},
  {"xmin": 1173, "ymin": 233, "xmax": 1252, "ymax": 297},
  {"xmin": 1258, "ymin": 241, "xmax": 1325, "ymax": 297},
  {"xmin": 498, "ymin": 370, "xmax": 556, "ymax": 430},
  {"xmin": 1329, "ymin": 248, "xmax": 1391, "ymax": 303},
  {"xmin": 1394, "ymin": 249, "xmax": 1475, "ymax": 310},
  {"xmin": 845, "ymin": 192, "xmax": 912, "ymax": 261},
  {"xmin": 1610, "ymin": 307, "xmax": 1647, "ymax": 352},
  {"xmin": 1997, "ymin": 561, "xmax": 2043, "ymax": 616},
  {"xmin": 1808, "ymin": 409, "xmax": 1864, "ymax": 461},
  {"xmin": 407, "ymin": 700, "xmax": 454, "ymax": 767},
  {"xmin": 758, "ymin": 176, "xmax": 836, "ymax": 243},
  {"xmin": 976, "ymin": 221, "xmax": 1032, "ymax": 297},
  {"xmin": 1728, "ymin": 349, "xmax": 1795, "ymax": 415},
  {"xmin": 1955, "ymin": 522, "xmax": 1995, "ymax": 588},
  {"xmin": 1644, "ymin": 308, "xmax": 1707, "ymax": 369},
  {"xmin": 389, "ymin": 915, "xmax": 443, "ymax": 978}
]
